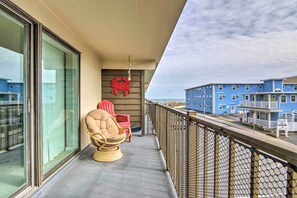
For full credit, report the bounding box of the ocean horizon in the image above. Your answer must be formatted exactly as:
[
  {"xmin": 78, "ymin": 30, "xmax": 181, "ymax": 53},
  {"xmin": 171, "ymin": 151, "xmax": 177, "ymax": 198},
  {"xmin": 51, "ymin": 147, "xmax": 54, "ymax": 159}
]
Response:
[{"xmin": 148, "ymin": 98, "xmax": 185, "ymax": 103}]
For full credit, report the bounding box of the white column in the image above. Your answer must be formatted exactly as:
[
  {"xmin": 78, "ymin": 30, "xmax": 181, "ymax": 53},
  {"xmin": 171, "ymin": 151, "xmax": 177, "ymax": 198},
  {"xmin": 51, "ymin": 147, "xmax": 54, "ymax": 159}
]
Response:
[
  {"xmin": 268, "ymin": 112, "xmax": 271, "ymax": 128},
  {"xmin": 268, "ymin": 94, "xmax": 271, "ymax": 109}
]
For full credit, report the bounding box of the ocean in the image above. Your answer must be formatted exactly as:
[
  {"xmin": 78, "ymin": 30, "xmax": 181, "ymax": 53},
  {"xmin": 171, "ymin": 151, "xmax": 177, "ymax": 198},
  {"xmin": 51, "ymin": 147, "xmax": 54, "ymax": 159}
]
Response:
[{"xmin": 148, "ymin": 99, "xmax": 185, "ymax": 103}]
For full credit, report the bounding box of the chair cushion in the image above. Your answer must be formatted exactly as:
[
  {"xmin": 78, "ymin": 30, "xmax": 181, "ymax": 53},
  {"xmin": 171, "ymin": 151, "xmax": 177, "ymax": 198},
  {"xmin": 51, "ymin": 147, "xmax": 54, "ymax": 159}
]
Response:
[{"xmin": 85, "ymin": 109, "xmax": 119, "ymax": 138}]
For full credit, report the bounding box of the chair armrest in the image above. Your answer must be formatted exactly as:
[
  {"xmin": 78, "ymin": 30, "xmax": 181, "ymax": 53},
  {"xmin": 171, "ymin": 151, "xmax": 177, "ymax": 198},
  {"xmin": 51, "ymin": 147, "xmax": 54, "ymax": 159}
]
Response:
[
  {"xmin": 90, "ymin": 132, "xmax": 107, "ymax": 143},
  {"xmin": 115, "ymin": 114, "xmax": 130, "ymax": 123},
  {"xmin": 119, "ymin": 127, "xmax": 131, "ymax": 139}
]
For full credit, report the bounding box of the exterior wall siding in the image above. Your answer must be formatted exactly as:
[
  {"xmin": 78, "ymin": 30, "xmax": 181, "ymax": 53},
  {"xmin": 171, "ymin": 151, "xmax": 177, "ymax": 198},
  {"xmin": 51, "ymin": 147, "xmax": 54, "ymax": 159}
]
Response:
[
  {"xmin": 273, "ymin": 80, "xmax": 283, "ymax": 91},
  {"xmin": 102, "ymin": 69, "xmax": 144, "ymax": 128},
  {"xmin": 264, "ymin": 80, "xmax": 273, "ymax": 92},
  {"xmin": 283, "ymin": 84, "xmax": 297, "ymax": 92}
]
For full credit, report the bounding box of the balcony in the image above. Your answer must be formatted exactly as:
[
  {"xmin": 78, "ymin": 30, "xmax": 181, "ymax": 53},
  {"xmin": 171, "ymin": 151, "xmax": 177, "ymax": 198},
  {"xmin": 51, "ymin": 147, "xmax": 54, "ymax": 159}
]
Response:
[
  {"xmin": 9, "ymin": 101, "xmax": 296, "ymax": 197},
  {"xmin": 239, "ymin": 100, "xmax": 279, "ymax": 109},
  {"xmin": 246, "ymin": 117, "xmax": 277, "ymax": 129}
]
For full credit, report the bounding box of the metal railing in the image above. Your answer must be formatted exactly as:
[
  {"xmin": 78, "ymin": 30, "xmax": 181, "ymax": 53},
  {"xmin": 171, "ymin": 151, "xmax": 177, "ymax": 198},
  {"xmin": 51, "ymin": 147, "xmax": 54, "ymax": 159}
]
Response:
[
  {"xmin": 146, "ymin": 101, "xmax": 297, "ymax": 198},
  {"xmin": 239, "ymin": 101, "xmax": 278, "ymax": 109}
]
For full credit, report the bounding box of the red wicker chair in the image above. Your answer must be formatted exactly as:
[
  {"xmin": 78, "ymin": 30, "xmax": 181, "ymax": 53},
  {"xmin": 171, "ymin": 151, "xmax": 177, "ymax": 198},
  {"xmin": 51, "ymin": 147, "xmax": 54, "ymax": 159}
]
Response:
[{"xmin": 97, "ymin": 100, "xmax": 132, "ymax": 142}]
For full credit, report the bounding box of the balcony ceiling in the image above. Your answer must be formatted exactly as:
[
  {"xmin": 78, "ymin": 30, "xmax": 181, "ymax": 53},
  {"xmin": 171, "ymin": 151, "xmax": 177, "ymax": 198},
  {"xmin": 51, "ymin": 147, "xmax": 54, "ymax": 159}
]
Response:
[{"xmin": 36, "ymin": 0, "xmax": 186, "ymax": 66}]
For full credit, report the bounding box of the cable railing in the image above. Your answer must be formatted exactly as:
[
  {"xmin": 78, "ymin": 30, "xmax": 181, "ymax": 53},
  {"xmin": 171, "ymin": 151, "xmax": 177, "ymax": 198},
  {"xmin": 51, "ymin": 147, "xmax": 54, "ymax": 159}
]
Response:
[{"xmin": 146, "ymin": 100, "xmax": 297, "ymax": 198}]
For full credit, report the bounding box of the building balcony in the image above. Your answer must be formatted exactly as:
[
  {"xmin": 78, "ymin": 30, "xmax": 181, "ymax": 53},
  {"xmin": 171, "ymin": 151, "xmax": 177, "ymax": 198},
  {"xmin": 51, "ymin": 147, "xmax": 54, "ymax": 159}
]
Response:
[
  {"xmin": 246, "ymin": 117, "xmax": 277, "ymax": 128},
  {"xmin": 239, "ymin": 100, "xmax": 279, "ymax": 110}
]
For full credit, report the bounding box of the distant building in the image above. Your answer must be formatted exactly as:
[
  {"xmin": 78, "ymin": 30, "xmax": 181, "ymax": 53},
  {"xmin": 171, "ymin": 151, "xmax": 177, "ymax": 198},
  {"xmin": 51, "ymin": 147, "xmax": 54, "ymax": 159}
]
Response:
[
  {"xmin": 0, "ymin": 78, "xmax": 23, "ymax": 103},
  {"xmin": 185, "ymin": 76, "xmax": 297, "ymax": 129}
]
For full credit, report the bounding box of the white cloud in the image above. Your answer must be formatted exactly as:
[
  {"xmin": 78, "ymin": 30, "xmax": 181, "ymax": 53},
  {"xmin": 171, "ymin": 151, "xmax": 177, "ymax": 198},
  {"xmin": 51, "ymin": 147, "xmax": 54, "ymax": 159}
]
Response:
[{"xmin": 146, "ymin": 0, "xmax": 297, "ymax": 99}]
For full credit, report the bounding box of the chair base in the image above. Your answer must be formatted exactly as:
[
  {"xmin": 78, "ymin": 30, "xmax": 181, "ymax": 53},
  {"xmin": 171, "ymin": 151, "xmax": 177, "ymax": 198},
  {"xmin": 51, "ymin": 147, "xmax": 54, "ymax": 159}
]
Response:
[{"xmin": 93, "ymin": 147, "xmax": 123, "ymax": 162}]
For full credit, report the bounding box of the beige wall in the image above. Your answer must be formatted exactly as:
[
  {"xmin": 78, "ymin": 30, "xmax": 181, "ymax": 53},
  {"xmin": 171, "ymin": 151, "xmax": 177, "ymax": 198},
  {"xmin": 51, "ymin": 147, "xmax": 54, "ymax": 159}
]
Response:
[{"xmin": 12, "ymin": 0, "xmax": 102, "ymax": 149}]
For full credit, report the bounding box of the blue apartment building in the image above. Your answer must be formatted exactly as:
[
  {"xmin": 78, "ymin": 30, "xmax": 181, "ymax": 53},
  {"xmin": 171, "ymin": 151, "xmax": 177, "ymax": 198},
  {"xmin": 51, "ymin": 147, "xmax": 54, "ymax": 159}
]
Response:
[
  {"xmin": 185, "ymin": 76, "xmax": 297, "ymax": 129},
  {"xmin": 0, "ymin": 78, "xmax": 23, "ymax": 103}
]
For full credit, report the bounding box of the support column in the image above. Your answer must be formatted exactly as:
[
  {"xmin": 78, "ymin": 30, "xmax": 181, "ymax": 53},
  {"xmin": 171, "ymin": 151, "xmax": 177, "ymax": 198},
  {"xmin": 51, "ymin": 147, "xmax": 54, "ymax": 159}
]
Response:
[
  {"xmin": 268, "ymin": 112, "xmax": 271, "ymax": 129},
  {"xmin": 268, "ymin": 94, "xmax": 271, "ymax": 109}
]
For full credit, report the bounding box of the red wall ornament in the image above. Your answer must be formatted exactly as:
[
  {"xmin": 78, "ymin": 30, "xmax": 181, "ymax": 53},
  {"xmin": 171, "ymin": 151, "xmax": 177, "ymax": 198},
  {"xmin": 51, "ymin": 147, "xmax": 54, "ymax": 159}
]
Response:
[{"xmin": 111, "ymin": 77, "xmax": 131, "ymax": 96}]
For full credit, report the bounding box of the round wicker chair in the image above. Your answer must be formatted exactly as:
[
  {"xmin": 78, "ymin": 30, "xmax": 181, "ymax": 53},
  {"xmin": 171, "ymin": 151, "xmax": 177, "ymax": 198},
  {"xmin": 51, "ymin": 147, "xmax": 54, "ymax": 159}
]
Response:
[{"xmin": 85, "ymin": 109, "xmax": 131, "ymax": 162}]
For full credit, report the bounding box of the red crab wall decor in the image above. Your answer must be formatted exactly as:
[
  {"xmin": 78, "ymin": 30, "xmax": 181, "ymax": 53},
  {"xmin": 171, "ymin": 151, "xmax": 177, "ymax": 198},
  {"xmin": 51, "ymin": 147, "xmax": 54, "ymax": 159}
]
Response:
[{"xmin": 110, "ymin": 77, "xmax": 131, "ymax": 96}]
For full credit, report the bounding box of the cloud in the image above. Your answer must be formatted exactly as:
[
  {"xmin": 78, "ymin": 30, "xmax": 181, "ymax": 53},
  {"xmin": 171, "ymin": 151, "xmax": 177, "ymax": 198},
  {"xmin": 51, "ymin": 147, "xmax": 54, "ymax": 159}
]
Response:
[{"xmin": 146, "ymin": 0, "xmax": 297, "ymax": 99}]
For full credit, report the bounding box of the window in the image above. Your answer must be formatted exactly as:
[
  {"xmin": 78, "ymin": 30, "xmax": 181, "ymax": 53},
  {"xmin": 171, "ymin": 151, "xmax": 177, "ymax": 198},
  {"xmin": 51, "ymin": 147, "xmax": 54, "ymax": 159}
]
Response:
[
  {"xmin": 294, "ymin": 85, "xmax": 297, "ymax": 90},
  {"xmin": 231, "ymin": 106, "xmax": 235, "ymax": 111},
  {"xmin": 210, "ymin": 96, "xmax": 212, "ymax": 100},
  {"xmin": 291, "ymin": 95, "xmax": 296, "ymax": 103},
  {"xmin": 218, "ymin": 85, "xmax": 223, "ymax": 91},
  {"xmin": 218, "ymin": 95, "xmax": 223, "ymax": 100},
  {"xmin": 281, "ymin": 95, "xmax": 287, "ymax": 103},
  {"xmin": 42, "ymin": 31, "xmax": 80, "ymax": 174},
  {"xmin": 231, "ymin": 95, "xmax": 236, "ymax": 101},
  {"xmin": 252, "ymin": 95, "xmax": 256, "ymax": 101},
  {"xmin": 245, "ymin": 85, "xmax": 250, "ymax": 91},
  {"xmin": 245, "ymin": 95, "xmax": 250, "ymax": 101},
  {"xmin": 232, "ymin": 85, "xmax": 236, "ymax": 91},
  {"xmin": 263, "ymin": 95, "xmax": 268, "ymax": 101},
  {"xmin": 219, "ymin": 104, "xmax": 223, "ymax": 110}
]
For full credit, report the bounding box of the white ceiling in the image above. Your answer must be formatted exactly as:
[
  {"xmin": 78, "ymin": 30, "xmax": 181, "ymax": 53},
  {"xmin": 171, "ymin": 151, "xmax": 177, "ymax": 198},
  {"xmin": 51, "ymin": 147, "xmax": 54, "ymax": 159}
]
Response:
[{"xmin": 38, "ymin": 0, "xmax": 186, "ymax": 65}]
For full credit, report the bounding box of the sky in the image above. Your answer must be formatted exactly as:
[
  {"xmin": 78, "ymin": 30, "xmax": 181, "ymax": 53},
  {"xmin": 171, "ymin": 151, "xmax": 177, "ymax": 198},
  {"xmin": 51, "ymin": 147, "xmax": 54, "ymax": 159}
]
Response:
[{"xmin": 146, "ymin": 0, "xmax": 297, "ymax": 99}]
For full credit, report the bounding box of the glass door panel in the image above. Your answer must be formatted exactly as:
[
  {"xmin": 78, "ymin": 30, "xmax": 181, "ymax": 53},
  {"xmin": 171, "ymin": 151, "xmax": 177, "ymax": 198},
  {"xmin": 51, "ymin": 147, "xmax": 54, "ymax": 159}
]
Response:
[
  {"xmin": 0, "ymin": 9, "xmax": 29, "ymax": 197},
  {"xmin": 42, "ymin": 32, "xmax": 79, "ymax": 174}
]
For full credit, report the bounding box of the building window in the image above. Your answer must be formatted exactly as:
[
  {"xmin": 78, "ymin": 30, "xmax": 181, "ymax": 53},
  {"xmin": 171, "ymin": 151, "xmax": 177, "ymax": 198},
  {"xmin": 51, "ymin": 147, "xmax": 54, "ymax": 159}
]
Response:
[
  {"xmin": 252, "ymin": 95, "xmax": 256, "ymax": 101},
  {"xmin": 245, "ymin": 95, "xmax": 250, "ymax": 101},
  {"xmin": 231, "ymin": 106, "xmax": 235, "ymax": 111},
  {"xmin": 281, "ymin": 95, "xmax": 287, "ymax": 103},
  {"xmin": 210, "ymin": 96, "xmax": 212, "ymax": 100},
  {"xmin": 218, "ymin": 85, "xmax": 223, "ymax": 91},
  {"xmin": 219, "ymin": 104, "xmax": 223, "ymax": 110},
  {"xmin": 231, "ymin": 95, "xmax": 236, "ymax": 101},
  {"xmin": 294, "ymin": 85, "xmax": 297, "ymax": 90},
  {"xmin": 291, "ymin": 95, "xmax": 296, "ymax": 103},
  {"xmin": 232, "ymin": 85, "xmax": 236, "ymax": 91},
  {"xmin": 245, "ymin": 85, "xmax": 250, "ymax": 91},
  {"xmin": 219, "ymin": 95, "xmax": 223, "ymax": 100}
]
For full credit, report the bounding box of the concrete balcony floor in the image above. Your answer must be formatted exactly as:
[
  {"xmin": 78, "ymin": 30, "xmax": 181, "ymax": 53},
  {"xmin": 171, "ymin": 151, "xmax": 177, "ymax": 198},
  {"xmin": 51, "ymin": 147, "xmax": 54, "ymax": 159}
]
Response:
[{"xmin": 31, "ymin": 133, "xmax": 175, "ymax": 198}]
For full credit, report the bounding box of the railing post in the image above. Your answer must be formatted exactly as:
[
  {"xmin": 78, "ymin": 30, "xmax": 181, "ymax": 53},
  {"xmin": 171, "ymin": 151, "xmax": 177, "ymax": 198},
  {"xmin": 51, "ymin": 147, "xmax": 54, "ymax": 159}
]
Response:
[
  {"xmin": 214, "ymin": 132, "xmax": 220, "ymax": 198},
  {"xmin": 186, "ymin": 111, "xmax": 195, "ymax": 198},
  {"xmin": 287, "ymin": 165, "xmax": 297, "ymax": 198},
  {"xmin": 166, "ymin": 110, "xmax": 170, "ymax": 171},
  {"xmin": 250, "ymin": 147, "xmax": 260, "ymax": 198},
  {"xmin": 204, "ymin": 126, "xmax": 209, "ymax": 198},
  {"xmin": 228, "ymin": 138, "xmax": 235, "ymax": 198}
]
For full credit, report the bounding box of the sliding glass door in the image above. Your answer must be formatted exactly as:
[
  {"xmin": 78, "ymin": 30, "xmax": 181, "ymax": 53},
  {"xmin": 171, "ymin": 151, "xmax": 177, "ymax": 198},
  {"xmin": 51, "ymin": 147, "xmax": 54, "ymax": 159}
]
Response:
[
  {"xmin": 0, "ymin": 2, "xmax": 81, "ymax": 196},
  {"xmin": 0, "ymin": 8, "xmax": 29, "ymax": 197},
  {"xmin": 42, "ymin": 32, "xmax": 79, "ymax": 175}
]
